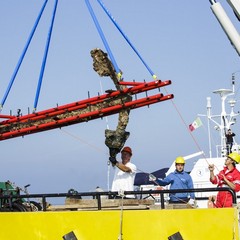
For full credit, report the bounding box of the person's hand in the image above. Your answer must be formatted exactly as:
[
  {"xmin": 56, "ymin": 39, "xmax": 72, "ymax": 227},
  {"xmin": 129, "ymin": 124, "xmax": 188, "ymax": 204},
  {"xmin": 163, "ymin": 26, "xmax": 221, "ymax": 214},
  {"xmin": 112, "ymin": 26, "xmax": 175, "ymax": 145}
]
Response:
[
  {"xmin": 188, "ymin": 198, "xmax": 195, "ymax": 206},
  {"xmin": 208, "ymin": 164, "xmax": 214, "ymax": 171},
  {"xmin": 149, "ymin": 174, "xmax": 157, "ymax": 182},
  {"xmin": 109, "ymin": 156, "xmax": 118, "ymax": 165},
  {"xmin": 222, "ymin": 175, "xmax": 228, "ymax": 183}
]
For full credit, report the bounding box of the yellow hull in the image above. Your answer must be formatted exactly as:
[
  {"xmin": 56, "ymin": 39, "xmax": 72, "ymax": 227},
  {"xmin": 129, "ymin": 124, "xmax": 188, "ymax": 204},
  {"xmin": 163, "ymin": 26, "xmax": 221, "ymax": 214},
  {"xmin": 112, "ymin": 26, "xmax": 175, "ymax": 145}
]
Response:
[{"xmin": 0, "ymin": 208, "xmax": 239, "ymax": 239}]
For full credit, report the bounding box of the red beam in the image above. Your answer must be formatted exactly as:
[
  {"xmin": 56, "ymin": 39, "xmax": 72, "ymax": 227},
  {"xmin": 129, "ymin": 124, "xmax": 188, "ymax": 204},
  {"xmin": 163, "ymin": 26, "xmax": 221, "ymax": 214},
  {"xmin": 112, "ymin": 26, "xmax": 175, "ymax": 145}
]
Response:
[
  {"xmin": 0, "ymin": 94, "xmax": 174, "ymax": 140},
  {"xmin": 0, "ymin": 80, "xmax": 171, "ymax": 126},
  {"xmin": 0, "ymin": 79, "xmax": 173, "ymax": 141},
  {"xmin": 0, "ymin": 114, "xmax": 15, "ymax": 119},
  {"xmin": 118, "ymin": 81, "xmax": 144, "ymax": 86}
]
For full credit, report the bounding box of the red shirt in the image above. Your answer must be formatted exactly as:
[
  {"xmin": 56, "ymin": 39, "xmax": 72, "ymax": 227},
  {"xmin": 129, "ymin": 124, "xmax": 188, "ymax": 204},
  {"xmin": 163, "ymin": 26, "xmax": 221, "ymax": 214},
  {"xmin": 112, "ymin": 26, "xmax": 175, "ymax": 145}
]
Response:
[{"xmin": 210, "ymin": 166, "xmax": 240, "ymax": 207}]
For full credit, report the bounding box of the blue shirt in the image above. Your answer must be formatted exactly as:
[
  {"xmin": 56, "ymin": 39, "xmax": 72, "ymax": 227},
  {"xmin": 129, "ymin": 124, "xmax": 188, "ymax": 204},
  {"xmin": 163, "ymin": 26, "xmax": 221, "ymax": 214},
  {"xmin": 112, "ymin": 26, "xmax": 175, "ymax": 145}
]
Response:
[{"xmin": 157, "ymin": 170, "xmax": 195, "ymax": 202}]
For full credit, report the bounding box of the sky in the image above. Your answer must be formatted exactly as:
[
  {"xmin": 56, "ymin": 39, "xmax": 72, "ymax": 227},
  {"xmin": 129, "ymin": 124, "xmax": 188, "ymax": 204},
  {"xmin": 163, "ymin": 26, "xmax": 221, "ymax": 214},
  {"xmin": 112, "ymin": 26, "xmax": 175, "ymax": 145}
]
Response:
[{"xmin": 0, "ymin": 1, "xmax": 240, "ymax": 201}]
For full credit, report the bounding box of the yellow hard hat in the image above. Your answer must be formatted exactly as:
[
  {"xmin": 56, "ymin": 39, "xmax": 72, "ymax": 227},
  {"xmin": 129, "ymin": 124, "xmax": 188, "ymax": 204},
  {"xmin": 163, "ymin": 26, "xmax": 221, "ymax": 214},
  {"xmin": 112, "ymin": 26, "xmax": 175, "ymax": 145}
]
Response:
[
  {"xmin": 228, "ymin": 152, "xmax": 240, "ymax": 164},
  {"xmin": 175, "ymin": 156, "xmax": 185, "ymax": 164}
]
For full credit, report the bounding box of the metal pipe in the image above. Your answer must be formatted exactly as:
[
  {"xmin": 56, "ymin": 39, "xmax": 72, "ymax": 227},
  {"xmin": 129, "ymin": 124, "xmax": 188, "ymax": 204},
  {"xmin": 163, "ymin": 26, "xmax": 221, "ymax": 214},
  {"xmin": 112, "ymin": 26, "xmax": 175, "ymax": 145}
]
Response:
[
  {"xmin": 210, "ymin": 1, "xmax": 240, "ymax": 56},
  {"xmin": 0, "ymin": 187, "xmax": 236, "ymax": 211}
]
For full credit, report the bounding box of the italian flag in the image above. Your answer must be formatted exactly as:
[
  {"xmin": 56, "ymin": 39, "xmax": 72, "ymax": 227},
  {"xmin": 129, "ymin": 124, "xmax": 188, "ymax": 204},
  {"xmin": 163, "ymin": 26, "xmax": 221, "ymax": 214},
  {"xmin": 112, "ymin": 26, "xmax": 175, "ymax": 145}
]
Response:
[{"xmin": 189, "ymin": 117, "xmax": 203, "ymax": 132}]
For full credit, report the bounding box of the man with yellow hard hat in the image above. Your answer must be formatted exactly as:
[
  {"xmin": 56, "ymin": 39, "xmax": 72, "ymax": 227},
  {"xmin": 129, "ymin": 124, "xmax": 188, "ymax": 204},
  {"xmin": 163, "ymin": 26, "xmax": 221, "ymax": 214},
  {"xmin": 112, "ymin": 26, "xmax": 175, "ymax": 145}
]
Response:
[
  {"xmin": 209, "ymin": 152, "xmax": 240, "ymax": 207},
  {"xmin": 152, "ymin": 156, "xmax": 195, "ymax": 204}
]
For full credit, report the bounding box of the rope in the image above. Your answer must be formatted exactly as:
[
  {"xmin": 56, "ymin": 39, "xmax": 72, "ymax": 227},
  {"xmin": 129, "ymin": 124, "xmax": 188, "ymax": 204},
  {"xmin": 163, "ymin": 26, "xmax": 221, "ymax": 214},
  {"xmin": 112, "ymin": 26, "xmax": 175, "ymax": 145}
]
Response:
[
  {"xmin": 136, "ymin": 167, "xmax": 161, "ymax": 186},
  {"xmin": 162, "ymin": 86, "xmax": 224, "ymax": 181},
  {"xmin": 61, "ymin": 130, "xmax": 193, "ymax": 206},
  {"xmin": 60, "ymin": 129, "xmax": 107, "ymax": 154},
  {"xmin": 232, "ymin": 207, "xmax": 237, "ymax": 240},
  {"xmin": 85, "ymin": 0, "xmax": 121, "ymax": 79},
  {"xmin": 33, "ymin": 0, "xmax": 58, "ymax": 112},
  {"xmin": 98, "ymin": 79, "xmax": 111, "ymax": 189},
  {"xmin": 162, "ymin": 87, "xmax": 214, "ymax": 167},
  {"xmin": 99, "ymin": 79, "xmax": 110, "ymax": 130},
  {"xmin": 118, "ymin": 190, "xmax": 125, "ymax": 240},
  {"xmin": 0, "ymin": 0, "xmax": 48, "ymax": 112},
  {"xmin": 60, "ymin": 128, "xmax": 114, "ymax": 190},
  {"xmin": 97, "ymin": 0, "xmax": 157, "ymax": 80}
]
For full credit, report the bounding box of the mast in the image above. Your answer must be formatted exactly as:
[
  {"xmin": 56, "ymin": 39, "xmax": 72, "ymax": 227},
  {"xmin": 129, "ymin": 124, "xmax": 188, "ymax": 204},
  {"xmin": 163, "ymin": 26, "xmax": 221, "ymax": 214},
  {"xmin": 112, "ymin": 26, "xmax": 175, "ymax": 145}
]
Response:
[
  {"xmin": 212, "ymin": 88, "xmax": 233, "ymax": 156},
  {"xmin": 203, "ymin": 78, "xmax": 238, "ymax": 158},
  {"xmin": 212, "ymin": 76, "xmax": 239, "ymax": 156}
]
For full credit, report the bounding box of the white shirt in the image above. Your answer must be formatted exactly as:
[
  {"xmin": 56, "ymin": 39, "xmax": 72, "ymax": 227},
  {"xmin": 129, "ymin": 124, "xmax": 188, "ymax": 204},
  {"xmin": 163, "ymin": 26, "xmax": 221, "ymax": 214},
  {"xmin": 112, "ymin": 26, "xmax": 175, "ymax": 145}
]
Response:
[{"xmin": 111, "ymin": 162, "xmax": 137, "ymax": 198}]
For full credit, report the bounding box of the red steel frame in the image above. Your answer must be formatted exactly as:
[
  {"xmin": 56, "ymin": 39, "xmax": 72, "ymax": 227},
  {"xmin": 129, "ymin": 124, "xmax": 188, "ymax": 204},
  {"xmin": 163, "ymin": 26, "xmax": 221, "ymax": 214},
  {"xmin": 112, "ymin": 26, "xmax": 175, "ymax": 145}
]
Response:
[{"xmin": 0, "ymin": 80, "xmax": 173, "ymax": 140}]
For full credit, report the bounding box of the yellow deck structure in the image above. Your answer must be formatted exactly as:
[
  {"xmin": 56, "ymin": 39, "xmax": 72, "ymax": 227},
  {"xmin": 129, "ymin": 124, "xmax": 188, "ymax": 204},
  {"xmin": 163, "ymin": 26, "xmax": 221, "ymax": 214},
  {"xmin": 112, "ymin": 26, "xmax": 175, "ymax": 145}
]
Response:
[{"xmin": 0, "ymin": 207, "xmax": 239, "ymax": 239}]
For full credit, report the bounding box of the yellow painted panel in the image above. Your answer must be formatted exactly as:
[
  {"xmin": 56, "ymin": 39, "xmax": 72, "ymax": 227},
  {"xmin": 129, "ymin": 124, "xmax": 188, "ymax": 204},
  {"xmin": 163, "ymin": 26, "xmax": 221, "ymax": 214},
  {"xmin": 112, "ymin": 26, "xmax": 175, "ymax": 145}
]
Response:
[{"xmin": 0, "ymin": 208, "xmax": 238, "ymax": 239}]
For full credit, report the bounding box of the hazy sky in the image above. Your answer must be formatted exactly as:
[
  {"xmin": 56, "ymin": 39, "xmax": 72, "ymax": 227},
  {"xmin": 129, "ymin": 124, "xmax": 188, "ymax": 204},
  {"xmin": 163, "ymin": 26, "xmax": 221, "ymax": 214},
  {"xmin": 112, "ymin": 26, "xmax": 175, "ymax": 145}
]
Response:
[{"xmin": 0, "ymin": 1, "xmax": 239, "ymax": 200}]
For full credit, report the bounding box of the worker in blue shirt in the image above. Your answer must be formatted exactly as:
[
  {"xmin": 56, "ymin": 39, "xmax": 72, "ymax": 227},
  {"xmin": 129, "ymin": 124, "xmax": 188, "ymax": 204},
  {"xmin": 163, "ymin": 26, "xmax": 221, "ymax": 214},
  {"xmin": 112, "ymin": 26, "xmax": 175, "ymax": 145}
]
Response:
[{"xmin": 151, "ymin": 156, "xmax": 195, "ymax": 205}]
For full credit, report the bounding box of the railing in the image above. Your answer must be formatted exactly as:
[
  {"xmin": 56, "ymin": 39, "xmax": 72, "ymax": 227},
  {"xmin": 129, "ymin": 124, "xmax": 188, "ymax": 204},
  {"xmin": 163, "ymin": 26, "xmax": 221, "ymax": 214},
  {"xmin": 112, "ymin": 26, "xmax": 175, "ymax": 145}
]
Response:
[{"xmin": 0, "ymin": 187, "xmax": 236, "ymax": 211}]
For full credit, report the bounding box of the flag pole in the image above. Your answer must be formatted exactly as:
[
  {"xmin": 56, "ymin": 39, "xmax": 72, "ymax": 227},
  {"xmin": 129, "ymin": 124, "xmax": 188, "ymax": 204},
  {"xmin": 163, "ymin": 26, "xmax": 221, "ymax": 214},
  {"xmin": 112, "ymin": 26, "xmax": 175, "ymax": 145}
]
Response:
[{"xmin": 206, "ymin": 97, "xmax": 212, "ymax": 158}]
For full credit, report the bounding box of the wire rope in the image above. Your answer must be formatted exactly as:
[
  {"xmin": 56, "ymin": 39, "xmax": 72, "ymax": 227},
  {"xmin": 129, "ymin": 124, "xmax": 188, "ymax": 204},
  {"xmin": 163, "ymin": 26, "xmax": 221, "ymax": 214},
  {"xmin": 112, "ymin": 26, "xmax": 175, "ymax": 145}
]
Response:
[
  {"xmin": 60, "ymin": 128, "xmax": 107, "ymax": 154},
  {"xmin": 162, "ymin": 86, "xmax": 224, "ymax": 175}
]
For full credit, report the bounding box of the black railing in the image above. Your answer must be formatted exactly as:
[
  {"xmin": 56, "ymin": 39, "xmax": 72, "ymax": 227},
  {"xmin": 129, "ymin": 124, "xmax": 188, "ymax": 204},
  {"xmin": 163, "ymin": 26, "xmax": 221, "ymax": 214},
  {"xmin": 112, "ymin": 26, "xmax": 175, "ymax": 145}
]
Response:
[{"xmin": 0, "ymin": 187, "xmax": 236, "ymax": 211}]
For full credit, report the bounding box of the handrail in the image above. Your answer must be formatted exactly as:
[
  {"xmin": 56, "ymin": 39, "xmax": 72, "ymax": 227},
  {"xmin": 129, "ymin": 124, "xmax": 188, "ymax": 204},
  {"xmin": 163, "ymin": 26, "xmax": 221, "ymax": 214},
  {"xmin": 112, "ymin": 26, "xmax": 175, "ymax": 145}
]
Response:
[{"xmin": 0, "ymin": 187, "xmax": 236, "ymax": 211}]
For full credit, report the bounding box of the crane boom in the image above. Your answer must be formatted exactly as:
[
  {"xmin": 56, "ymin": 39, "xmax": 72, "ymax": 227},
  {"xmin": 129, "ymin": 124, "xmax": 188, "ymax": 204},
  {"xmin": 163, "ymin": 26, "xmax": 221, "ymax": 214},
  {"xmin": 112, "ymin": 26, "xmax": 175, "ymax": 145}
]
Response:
[
  {"xmin": 227, "ymin": 0, "xmax": 240, "ymax": 20},
  {"xmin": 210, "ymin": 0, "xmax": 240, "ymax": 56}
]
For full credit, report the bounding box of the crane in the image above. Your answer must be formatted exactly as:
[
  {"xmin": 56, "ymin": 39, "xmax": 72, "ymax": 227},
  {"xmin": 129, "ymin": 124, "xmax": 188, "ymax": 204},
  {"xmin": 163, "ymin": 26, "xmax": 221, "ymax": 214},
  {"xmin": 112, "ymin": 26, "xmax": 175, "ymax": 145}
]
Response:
[{"xmin": 210, "ymin": 0, "xmax": 240, "ymax": 56}]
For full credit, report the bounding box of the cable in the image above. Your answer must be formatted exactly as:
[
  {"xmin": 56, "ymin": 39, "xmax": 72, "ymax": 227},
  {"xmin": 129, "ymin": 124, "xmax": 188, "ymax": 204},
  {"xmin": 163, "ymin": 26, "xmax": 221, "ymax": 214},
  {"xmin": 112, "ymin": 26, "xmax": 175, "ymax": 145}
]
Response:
[
  {"xmin": 118, "ymin": 192, "xmax": 124, "ymax": 240},
  {"xmin": 162, "ymin": 87, "xmax": 215, "ymax": 168},
  {"xmin": 99, "ymin": 79, "xmax": 110, "ymax": 130},
  {"xmin": 60, "ymin": 128, "xmax": 107, "ymax": 154},
  {"xmin": 60, "ymin": 128, "xmax": 112, "ymax": 190}
]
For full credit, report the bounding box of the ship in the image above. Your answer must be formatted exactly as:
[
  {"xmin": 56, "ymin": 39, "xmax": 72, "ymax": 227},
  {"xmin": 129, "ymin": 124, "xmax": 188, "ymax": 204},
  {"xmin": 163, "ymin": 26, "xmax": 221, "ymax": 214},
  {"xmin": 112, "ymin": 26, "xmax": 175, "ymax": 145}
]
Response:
[{"xmin": 0, "ymin": 1, "xmax": 240, "ymax": 239}]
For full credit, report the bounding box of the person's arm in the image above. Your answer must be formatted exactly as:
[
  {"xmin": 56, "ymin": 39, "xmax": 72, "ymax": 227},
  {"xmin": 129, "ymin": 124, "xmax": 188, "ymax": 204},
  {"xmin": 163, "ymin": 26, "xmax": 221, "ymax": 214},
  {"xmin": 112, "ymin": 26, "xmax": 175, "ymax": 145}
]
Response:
[
  {"xmin": 156, "ymin": 174, "xmax": 172, "ymax": 186},
  {"xmin": 109, "ymin": 157, "xmax": 134, "ymax": 173},
  {"xmin": 208, "ymin": 164, "xmax": 216, "ymax": 182},
  {"xmin": 222, "ymin": 175, "xmax": 236, "ymax": 190},
  {"xmin": 115, "ymin": 162, "xmax": 132, "ymax": 172}
]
